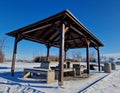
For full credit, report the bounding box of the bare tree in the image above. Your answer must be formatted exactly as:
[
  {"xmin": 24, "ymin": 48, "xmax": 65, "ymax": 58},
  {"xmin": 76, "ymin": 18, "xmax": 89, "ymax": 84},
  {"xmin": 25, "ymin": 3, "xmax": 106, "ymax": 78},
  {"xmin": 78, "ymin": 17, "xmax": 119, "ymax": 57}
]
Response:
[
  {"xmin": 65, "ymin": 51, "xmax": 71, "ymax": 61},
  {"xmin": 100, "ymin": 55, "xmax": 107, "ymax": 62},
  {"xmin": 108, "ymin": 57, "xmax": 115, "ymax": 62},
  {"xmin": 71, "ymin": 50, "xmax": 82, "ymax": 62},
  {"xmin": 89, "ymin": 51, "xmax": 96, "ymax": 62},
  {"xmin": 0, "ymin": 37, "xmax": 6, "ymax": 63}
]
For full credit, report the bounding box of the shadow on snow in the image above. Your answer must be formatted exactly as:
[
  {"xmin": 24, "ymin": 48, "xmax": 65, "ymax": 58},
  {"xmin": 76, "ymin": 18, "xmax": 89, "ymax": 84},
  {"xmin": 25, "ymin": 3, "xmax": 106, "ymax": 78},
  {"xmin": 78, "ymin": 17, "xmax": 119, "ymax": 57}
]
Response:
[{"xmin": 0, "ymin": 71, "xmax": 57, "ymax": 90}]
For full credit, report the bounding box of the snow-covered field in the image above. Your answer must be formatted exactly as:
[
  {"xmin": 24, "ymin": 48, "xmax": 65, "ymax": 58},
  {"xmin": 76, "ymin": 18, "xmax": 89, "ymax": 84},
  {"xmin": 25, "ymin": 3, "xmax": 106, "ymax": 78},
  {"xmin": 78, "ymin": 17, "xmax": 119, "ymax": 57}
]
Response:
[
  {"xmin": 83, "ymin": 68, "xmax": 120, "ymax": 93},
  {"xmin": 0, "ymin": 62, "xmax": 120, "ymax": 93}
]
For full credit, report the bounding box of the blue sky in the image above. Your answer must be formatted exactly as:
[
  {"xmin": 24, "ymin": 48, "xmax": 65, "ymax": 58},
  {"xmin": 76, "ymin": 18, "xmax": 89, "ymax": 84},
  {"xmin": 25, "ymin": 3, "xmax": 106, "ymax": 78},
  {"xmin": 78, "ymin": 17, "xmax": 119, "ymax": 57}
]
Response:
[{"xmin": 0, "ymin": 0, "xmax": 120, "ymax": 60}]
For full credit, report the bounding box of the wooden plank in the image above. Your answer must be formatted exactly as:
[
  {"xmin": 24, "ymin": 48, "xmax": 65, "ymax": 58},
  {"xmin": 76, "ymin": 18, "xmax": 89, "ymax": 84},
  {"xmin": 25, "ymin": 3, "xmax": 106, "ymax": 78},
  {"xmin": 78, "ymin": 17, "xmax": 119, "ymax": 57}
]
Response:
[
  {"xmin": 23, "ymin": 68, "xmax": 55, "ymax": 83},
  {"xmin": 23, "ymin": 72, "xmax": 31, "ymax": 78},
  {"xmin": 63, "ymin": 68, "xmax": 73, "ymax": 72},
  {"xmin": 24, "ymin": 69, "xmax": 48, "ymax": 74}
]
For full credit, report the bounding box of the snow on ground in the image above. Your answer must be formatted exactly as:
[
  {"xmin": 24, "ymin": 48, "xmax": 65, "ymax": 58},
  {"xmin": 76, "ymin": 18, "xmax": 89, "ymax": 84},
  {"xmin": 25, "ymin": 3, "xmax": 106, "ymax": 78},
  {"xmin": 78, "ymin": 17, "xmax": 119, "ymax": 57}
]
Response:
[
  {"xmin": 83, "ymin": 66, "xmax": 120, "ymax": 93},
  {"xmin": 0, "ymin": 62, "xmax": 120, "ymax": 93}
]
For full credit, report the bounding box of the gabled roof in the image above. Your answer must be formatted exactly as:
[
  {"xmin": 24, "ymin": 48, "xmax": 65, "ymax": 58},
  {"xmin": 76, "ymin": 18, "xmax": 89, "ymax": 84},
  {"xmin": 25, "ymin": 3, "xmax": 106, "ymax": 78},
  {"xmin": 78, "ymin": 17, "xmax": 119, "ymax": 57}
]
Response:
[{"xmin": 6, "ymin": 10, "xmax": 104, "ymax": 49}]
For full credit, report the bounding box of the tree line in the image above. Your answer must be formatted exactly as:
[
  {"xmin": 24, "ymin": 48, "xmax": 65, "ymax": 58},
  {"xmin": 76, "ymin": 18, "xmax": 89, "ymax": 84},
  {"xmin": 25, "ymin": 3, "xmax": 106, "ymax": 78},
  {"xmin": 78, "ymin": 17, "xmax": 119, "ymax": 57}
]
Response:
[
  {"xmin": 32, "ymin": 50, "xmax": 115, "ymax": 63},
  {"xmin": 0, "ymin": 37, "xmax": 5, "ymax": 63}
]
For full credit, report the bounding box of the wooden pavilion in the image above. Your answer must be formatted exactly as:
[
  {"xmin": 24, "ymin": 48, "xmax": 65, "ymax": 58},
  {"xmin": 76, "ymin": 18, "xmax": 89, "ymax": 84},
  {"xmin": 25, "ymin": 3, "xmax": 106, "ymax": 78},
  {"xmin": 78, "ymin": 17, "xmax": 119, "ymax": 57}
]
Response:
[{"xmin": 6, "ymin": 10, "xmax": 104, "ymax": 87}]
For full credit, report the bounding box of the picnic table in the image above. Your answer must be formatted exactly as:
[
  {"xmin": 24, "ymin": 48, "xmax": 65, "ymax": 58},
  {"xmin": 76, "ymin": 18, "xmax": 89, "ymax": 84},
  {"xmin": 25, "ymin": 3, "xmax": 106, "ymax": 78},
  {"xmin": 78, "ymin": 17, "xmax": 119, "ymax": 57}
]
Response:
[{"xmin": 23, "ymin": 61, "xmax": 55, "ymax": 83}]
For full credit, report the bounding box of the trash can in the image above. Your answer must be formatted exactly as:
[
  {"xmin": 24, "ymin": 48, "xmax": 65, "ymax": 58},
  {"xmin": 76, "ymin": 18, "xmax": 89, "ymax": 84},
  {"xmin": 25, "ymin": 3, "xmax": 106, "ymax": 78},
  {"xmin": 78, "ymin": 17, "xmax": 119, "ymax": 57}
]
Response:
[
  {"xmin": 111, "ymin": 62, "xmax": 116, "ymax": 70},
  {"xmin": 101, "ymin": 66, "xmax": 104, "ymax": 71},
  {"xmin": 66, "ymin": 61, "xmax": 71, "ymax": 68},
  {"xmin": 104, "ymin": 63, "xmax": 111, "ymax": 73},
  {"xmin": 75, "ymin": 67, "xmax": 81, "ymax": 76},
  {"xmin": 64, "ymin": 64, "xmax": 67, "ymax": 68}
]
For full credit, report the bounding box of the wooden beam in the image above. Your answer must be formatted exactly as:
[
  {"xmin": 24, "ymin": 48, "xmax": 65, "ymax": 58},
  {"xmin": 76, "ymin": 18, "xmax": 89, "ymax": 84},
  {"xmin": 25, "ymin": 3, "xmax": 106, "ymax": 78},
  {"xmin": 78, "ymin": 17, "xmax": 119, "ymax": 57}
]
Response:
[
  {"xmin": 65, "ymin": 31, "xmax": 71, "ymax": 50},
  {"xmin": 34, "ymin": 26, "xmax": 55, "ymax": 40},
  {"xmin": 23, "ymin": 34, "xmax": 47, "ymax": 44},
  {"xmin": 66, "ymin": 38, "xmax": 82, "ymax": 42},
  {"xmin": 58, "ymin": 23, "xmax": 65, "ymax": 87},
  {"xmin": 22, "ymin": 24, "xmax": 52, "ymax": 34},
  {"xmin": 46, "ymin": 29, "xmax": 56, "ymax": 40},
  {"xmin": 43, "ymin": 21, "xmax": 61, "ymax": 41},
  {"xmin": 64, "ymin": 26, "xmax": 69, "ymax": 33},
  {"xmin": 64, "ymin": 48, "xmax": 68, "ymax": 61},
  {"xmin": 86, "ymin": 39, "xmax": 90, "ymax": 75},
  {"xmin": 70, "ymin": 33, "xmax": 78, "ymax": 47},
  {"xmin": 97, "ymin": 47, "xmax": 100, "ymax": 72},
  {"xmin": 55, "ymin": 26, "xmax": 69, "ymax": 42},
  {"xmin": 70, "ymin": 25, "xmax": 84, "ymax": 36},
  {"xmin": 46, "ymin": 45, "xmax": 51, "ymax": 61},
  {"xmin": 48, "ymin": 27, "xmax": 62, "ymax": 41},
  {"xmin": 92, "ymin": 46, "xmax": 101, "ymax": 72},
  {"xmin": 64, "ymin": 50, "xmax": 67, "ymax": 62},
  {"xmin": 11, "ymin": 34, "xmax": 23, "ymax": 76},
  {"xmin": 49, "ymin": 31, "xmax": 59, "ymax": 41}
]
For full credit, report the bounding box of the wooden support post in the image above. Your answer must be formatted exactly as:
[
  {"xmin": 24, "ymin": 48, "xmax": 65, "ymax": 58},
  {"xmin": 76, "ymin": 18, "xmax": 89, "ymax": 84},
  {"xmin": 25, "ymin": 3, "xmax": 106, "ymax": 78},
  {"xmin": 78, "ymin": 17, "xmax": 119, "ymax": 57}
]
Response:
[
  {"xmin": 86, "ymin": 40, "xmax": 90, "ymax": 75},
  {"xmin": 64, "ymin": 50, "xmax": 67, "ymax": 62},
  {"xmin": 11, "ymin": 37, "xmax": 18, "ymax": 76},
  {"xmin": 97, "ymin": 47, "xmax": 100, "ymax": 72},
  {"xmin": 11, "ymin": 34, "xmax": 22, "ymax": 76},
  {"xmin": 58, "ymin": 23, "xmax": 65, "ymax": 87},
  {"xmin": 46, "ymin": 45, "xmax": 50, "ymax": 61}
]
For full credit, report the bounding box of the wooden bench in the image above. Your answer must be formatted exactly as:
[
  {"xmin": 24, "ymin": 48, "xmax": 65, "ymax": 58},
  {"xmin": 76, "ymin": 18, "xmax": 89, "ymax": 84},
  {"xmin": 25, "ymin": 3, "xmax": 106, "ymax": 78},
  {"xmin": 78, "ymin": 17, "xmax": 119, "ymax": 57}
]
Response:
[
  {"xmin": 55, "ymin": 68, "xmax": 75, "ymax": 80},
  {"xmin": 54, "ymin": 62, "xmax": 87, "ymax": 79},
  {"xmin": 90, "ymin": 64, "xmax": 103, "ymax": 70},
  {"xmin": 73, "ymin": 64, "xmax": 87, "ymax": 75},
  {"xmin": 23, "ymin": 61, "xmax": 55, "ymax": 83}
]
